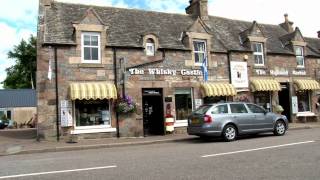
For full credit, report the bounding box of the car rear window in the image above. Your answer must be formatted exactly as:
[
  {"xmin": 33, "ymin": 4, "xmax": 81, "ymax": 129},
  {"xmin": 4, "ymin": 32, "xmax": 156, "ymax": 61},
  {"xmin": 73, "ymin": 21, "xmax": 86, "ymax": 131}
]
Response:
[{"xmin": 193, "ymin": 105, "xmax": 211, "ymax": 115}]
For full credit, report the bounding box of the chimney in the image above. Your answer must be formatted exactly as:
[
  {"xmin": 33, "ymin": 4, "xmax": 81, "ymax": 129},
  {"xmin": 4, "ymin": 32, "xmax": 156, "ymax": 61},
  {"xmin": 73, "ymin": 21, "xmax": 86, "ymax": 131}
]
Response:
[
  {"xmin": 186, "ymin": 0, "xmax": 208, "ymax": 20},
  {"xmin": 318, "ymin": 31, "xmax": 320, "ymax": 38},
  {"xmin": 40, "ymin": 0, "xmax": 53, "ymax": 7},
  {"xmin": 279, "ymin": 13, "xmax": 294, "ymax": 33}
]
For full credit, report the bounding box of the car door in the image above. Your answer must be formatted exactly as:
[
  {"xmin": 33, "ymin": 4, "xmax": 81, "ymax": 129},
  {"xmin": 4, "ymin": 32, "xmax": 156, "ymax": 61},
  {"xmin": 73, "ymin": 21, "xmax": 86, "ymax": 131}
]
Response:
[
  {"xmin": 246, "ymin": 103, "xmax": 273, "ymax": 130},
  {"xmin": 229, "ymin": 103, "xmax": 253, "ymax": 133}
]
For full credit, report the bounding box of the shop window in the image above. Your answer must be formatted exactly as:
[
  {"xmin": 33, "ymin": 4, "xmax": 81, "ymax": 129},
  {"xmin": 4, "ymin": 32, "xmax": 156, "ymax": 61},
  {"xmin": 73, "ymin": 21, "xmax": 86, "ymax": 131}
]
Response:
[
  {"xmin": 81, "ymin": 32, "xmax": 101, "ymax": 63},
  {"xmin": 203, "ymin": 96, "xmax": 226, "ymax": 104},
  {"xmin": 146, "ymin": 38, "xmax": 155, "ymax": 56},
  {"xmin": 175, "ymin": 89, "xmax": 193, "ymax": 120},
  {"xmin": 294, "ymin": 46, "xmax": 304, "ymax": 68},
  {"xmin": 75, "ymin": 100, "xmax": 110, "ymax": 127},
  {"xmin": 252, "ymin": 43, "xmax": 264, "ymax": 66},
  {"xmin": 254, "ymin": 92, "xmax": 271, "ymax": 111},
  {"xmin": 193, "ymin": 40, "xmax": 206, "ymax": 66},
  {"xmin": 297, "ymin": 91, "xmax": 310, "ymax": 112}
]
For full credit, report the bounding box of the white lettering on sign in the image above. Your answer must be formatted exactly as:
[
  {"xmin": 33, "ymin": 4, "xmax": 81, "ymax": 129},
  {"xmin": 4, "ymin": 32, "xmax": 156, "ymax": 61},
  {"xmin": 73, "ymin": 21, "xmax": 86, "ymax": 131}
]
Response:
[
  {"xmin": 180, "ymin": 69, "xmax": 202, "ymax": 76},
  {"xmin": 292, "ymin": 70, "xmax": 306, "ymax": 76},
  {"xmin": 270, "ymin": 69, "xmax": 289, "ymax": 76},
  {"xmin": 148, "ymin": 68, "xmax": 177, "ymax": 76},
  {"xmin": 255, "ymin": 69, "xmax": 266, "ymax": 75},
  {"xmin": 129, "ymin": 68, "xmax": 144, "ymax": 75}
]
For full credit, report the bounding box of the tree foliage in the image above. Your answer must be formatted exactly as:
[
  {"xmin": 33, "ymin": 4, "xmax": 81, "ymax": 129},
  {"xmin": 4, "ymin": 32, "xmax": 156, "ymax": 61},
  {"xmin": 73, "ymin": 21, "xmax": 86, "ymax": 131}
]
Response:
[{"xmin": 2, "ymin": 35, "xmax": 36, "ymax": 89}]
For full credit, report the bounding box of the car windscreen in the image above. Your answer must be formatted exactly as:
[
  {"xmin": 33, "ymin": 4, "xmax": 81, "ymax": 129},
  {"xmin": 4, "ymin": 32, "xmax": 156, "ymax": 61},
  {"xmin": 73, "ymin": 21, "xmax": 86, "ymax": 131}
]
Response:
[{"xmin": 193, "ymin": 105, "xmax": 211, "ymax": 115}]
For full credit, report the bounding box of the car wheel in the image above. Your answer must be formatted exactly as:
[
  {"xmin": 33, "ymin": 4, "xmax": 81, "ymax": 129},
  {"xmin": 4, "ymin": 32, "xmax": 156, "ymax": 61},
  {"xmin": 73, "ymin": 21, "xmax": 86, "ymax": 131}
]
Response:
[
  {"xmin": 222, "ymin": 125, "xmax": 237, "ymax": 142},
  {"xmin": 274, "ymin": 120, "xmax": 286, "ymax": 136}
]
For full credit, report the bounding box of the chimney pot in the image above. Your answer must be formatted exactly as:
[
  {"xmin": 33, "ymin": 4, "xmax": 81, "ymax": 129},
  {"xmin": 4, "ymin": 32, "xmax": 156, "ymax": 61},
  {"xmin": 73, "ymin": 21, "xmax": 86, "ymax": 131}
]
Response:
[{"xmin": 284, "ymin": 13, "xmax": 289, "ymax": 22}]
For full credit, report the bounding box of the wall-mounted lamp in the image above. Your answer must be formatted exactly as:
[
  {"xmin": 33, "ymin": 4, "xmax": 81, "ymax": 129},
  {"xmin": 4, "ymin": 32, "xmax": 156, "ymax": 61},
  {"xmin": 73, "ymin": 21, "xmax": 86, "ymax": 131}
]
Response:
[{"xmin": 243, "ymin": 55, "xmax": 248, "ymax": 61}]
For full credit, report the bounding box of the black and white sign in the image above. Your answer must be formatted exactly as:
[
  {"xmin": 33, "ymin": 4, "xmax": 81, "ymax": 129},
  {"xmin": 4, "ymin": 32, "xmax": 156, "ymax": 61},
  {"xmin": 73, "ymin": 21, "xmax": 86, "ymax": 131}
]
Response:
[{"xmin": 230, "ymin": 61, "xmax": 248, "ymax": 88}]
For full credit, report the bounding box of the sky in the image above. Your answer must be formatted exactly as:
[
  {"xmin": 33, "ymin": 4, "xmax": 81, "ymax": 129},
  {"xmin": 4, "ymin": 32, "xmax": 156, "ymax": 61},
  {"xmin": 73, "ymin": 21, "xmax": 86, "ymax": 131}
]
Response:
[{"xmin": 0, "ymin": 0, "xmax": 319, "ymax": 89}]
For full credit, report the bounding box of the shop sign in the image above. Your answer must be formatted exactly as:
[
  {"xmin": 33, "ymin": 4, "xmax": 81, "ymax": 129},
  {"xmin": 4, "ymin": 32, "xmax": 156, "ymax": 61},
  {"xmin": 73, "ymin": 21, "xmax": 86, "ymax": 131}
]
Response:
[
  {"xmin": 292, "ymin": 96, "xmax": 298, "ymax": 114},
  {"xmin": 60, "ymin": 100, "xmax": 73, "ymax": 127},
  {"xmin": 128, "ymin": 68, "xmax": 202, "ymax": 76},
  {"xmin": 292, "ymin": 70, "xmax": 306, "ymax": 76},
  {"xmin": 270, "ymin": 69, "xmax": 289, "ymax": 76},
  {"xmin": 230, "ymin": 61, "xmax": 249, "ymax": 88},
  {"xmin": 194, "ymin": 99, "xmax": 203, "ymax": 109}
]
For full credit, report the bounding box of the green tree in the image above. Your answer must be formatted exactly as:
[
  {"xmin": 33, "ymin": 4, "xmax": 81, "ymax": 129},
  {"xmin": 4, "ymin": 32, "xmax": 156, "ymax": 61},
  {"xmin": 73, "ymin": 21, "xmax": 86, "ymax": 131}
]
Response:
[{"xmin": 2, "ymin": 35, "xmax": 36, "ymax": 89}]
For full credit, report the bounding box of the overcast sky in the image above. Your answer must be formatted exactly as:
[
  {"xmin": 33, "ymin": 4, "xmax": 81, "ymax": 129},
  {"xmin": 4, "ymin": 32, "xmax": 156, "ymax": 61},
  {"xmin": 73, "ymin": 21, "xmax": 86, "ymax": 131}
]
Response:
[{"xmin": 0, "ymin": 0, "xmax": 319, "ymax": 89}]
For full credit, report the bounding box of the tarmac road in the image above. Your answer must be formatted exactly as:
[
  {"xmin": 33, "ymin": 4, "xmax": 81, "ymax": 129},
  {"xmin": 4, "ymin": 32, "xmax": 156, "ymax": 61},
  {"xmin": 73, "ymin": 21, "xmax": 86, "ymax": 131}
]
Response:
[{"xmin": 0, "ymin": 128, "xmax": 319, "ymax": 180}]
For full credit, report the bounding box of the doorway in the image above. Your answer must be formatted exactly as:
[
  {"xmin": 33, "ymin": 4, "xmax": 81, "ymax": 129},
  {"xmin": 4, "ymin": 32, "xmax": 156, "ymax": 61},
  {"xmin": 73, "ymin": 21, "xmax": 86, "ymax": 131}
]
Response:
[
  {"xmin": 278, "ymin": 83, "xmax": 291, "ymax": 122},
  {"xmin": 142, "ymin": 88, "xmax": 164, "ymax": 136}
]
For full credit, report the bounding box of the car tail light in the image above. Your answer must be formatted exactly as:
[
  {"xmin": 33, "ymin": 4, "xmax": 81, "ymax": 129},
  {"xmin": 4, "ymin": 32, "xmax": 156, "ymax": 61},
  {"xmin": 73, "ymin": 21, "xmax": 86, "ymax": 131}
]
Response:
[{"xmin": 204, "ymin": 115, "xmax": 213, "ymax": 124}]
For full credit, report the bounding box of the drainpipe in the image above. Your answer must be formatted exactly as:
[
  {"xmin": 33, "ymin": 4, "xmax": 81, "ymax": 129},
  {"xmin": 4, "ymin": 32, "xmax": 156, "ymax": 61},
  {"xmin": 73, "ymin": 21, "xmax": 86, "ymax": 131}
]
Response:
[
  {"xmin": 113, "ymin": 48, "xmax": 120, "ymax": 138},
  {"xmin": 227, "ymin": 51, "xmax": 233, "ymax": 102},
  {"xmin": 54, "ymin": 47, "xmax": 60, "ymax": 141}
]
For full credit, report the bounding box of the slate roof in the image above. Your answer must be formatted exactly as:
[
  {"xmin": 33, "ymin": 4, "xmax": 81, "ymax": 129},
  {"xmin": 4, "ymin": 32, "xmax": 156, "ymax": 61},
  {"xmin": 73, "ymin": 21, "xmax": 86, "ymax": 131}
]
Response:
[
  {"xmin": 42, "ymin": 2, "xmax": 320, "ymax": 56},
  {"xmin": 0, "ymin": 89, "xmax": 37, "ymax": 108}
]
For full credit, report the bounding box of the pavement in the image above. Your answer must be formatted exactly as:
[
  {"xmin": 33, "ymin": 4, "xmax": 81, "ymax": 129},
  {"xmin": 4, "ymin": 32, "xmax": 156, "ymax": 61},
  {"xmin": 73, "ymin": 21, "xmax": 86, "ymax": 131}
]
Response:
[{"xmin": 0, "ymin": 122, "xmax": 319, "ymax": 156}]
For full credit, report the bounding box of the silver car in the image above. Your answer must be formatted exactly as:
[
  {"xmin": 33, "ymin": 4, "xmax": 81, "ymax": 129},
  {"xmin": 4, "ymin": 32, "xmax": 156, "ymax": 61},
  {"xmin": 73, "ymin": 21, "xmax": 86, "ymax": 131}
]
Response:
[{"xmin": 187, "ymin": 102, "xmax": 288, "ymax": 141}]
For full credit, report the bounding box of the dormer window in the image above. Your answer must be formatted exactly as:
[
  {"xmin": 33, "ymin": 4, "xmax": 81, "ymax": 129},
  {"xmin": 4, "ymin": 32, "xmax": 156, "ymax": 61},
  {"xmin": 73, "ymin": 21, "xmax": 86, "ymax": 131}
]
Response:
[
  {"xmin": 252, "ymin": 43, "xmax": 264, "ymax": 66},
  {"xmin": 295, "ymin": 46, "xmax": 304, "ymax": 67},
  {"xmin": 146, "ymin": 39, "xmax": 155, "ymax": 56},
  {"xmin": 193, "ymin": 40, "xmax": 206, "ymax": 66},
  {"xmin": 81, "ymin": 32, "xmax": 101, "ymax": 63}
]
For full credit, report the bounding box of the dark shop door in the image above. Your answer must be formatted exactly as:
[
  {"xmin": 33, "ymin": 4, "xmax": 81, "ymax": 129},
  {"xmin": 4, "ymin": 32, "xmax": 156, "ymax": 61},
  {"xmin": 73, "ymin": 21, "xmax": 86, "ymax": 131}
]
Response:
[
  {"xmin": 278, "ymin": 83, "xmax": 291, "ymax": 122},
  {"xmin": 142, "ymin": 89, "xmax": 164, "ymax": 136}
]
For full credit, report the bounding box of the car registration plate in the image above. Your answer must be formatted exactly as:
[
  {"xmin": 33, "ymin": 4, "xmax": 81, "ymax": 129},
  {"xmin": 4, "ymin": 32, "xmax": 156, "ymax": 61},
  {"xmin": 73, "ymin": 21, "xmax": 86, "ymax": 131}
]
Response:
[{"xmin": 191, "ymin": 118, "xmax": 199, "ymax": 124}]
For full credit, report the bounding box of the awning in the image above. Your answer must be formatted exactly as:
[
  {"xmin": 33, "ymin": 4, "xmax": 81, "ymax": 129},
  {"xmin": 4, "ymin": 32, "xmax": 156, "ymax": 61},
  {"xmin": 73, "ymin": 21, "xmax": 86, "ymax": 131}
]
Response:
[
  {"xmin": 293, "ymin": 79, "xmax": 320, "ymax": 91},
  {"xmin": 70, "ymin": 82, "xmax": 117, "ymax": 100},
  {"xmin": 201, "ymin": 83, "xmax": 237, "ymax": 97},
  {"xmin": 250, "ymin": 79, "xmax": 281, "ymax": 92}
]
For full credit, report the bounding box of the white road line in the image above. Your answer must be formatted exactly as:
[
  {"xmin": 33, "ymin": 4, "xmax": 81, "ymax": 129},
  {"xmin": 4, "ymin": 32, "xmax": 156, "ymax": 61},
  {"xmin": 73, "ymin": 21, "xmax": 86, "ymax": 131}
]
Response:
[
  {"xmin": 201, "ymin": 140, "xmax": 315, "ymax": 158},
  {"xmin": 0, "ymin": 165, "xmax": 117, "ymax": 179}
]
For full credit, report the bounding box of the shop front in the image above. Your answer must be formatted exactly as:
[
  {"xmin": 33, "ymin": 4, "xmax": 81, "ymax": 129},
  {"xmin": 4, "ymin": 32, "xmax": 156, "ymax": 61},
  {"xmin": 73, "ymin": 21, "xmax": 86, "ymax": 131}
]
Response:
[{"xmin": 66, "ymin": 82, "xmax": 118, "ymax": 135}]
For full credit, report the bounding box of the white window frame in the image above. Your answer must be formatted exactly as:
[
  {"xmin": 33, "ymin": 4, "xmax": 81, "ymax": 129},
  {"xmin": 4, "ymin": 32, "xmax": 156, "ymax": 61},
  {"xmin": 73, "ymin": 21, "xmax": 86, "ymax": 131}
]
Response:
[
  {"xmin": 174, "ymin": 88, "xmax": 194, "ymax": 127},
  {"xmin": 71, "ymin": 100, "xmax": 116, "ymax": 134},
  {"xmin": 193, "ymin": 40, "xmax": 207, "ymax": 66},
  {"xmin": 81, "ymin": 32, "xmax": 101, "ymax": 64},
  {"xmin": 252, "ymin": 43, "xmax": 265, "ymax": 66},
  {"xmin": 146, "ymin": 42, "xmax": 155, "ymax": 56},
  {"xmin": 295, "ymin": 46, "xmax": 305, "ymax": 68}
]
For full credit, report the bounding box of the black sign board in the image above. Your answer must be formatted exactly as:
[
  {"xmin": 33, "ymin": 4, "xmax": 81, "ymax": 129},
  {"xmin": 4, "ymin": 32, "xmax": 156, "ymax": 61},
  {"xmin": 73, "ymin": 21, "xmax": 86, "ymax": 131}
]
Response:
[{"xmin": 165, "ymin": 97, "xmax": 172, "ymax": 102}]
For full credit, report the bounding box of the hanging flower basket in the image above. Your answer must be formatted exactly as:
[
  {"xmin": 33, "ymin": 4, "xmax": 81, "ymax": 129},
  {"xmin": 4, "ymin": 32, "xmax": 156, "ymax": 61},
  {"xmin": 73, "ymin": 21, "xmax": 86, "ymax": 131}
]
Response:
[{"xmin": 115, "ymin": 95, "xmax": 137, "ymax": 114}]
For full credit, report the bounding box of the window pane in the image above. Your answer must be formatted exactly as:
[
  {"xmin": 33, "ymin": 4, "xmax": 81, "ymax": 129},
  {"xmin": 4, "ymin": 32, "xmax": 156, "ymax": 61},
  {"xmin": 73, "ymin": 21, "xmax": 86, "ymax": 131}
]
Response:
[
  {"xmin": 254, "ymin": 92, "xmax": 271, "ymax": 110},
  {"xmin": 146, "ymin": 43, "xmax": 154, "ymax": 56},
  {"xmin": 297, "ymin": 56, "xmax": 304, "ymax": 66},
  {"xmin": 230, "ymin": 104, "xmax": 248, "ymax": 113},
  {"xmin": 297, "ymin": 91, "xmax": 310, "ymax": 112},
  {"xmin": 194, "ymin": 41, "xmax": 205, "ymax": 51},
  {"xmin": 254, "ymin": 55, "xmax": 263, "ymax": 64},
  {"xmin": 212, "ymin": 105, "xmax": 228, "ymax": 114},
  {"xmin": 91, "ymin": 36, "xmax": 98, "ymax": 46},
  {"xmin": 295, "ymin": 47, "xmax": 303, "ymax": 56},
  {"xmin": 84, "ymin": 47, "xmax": 91, "ymax": 60},
  {"xmin": 247, "ymin": 104, "xmax": 265, "ymax": 113},
  {"xmin": 91, "ymin": 48, "xmax": 99, "ymax": 60},
  {"xmin": 195, "ymin": 53, "xmax": 200, "ymax": 63},
  {"xmin": 75, "ymin": 100, "xmax": 110, "ymax": 126},
  {"xmin": 175, "ymin": 89, "xmax": 192, "ymax": 120},
  {"xmin": 84, "ymin": 35, "xmax": 90, "ymax": 46}
]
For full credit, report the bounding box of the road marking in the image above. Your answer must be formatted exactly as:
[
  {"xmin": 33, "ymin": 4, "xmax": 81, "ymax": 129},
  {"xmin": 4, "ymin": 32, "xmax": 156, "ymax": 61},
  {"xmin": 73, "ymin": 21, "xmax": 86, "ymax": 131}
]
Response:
[
  {"xmin": 0, "ymin": 165, "xmax": 117, "ymax": 179},
  {"xmin": 201, "ymin": 140, "xmax": 315, "ymax": 158}
]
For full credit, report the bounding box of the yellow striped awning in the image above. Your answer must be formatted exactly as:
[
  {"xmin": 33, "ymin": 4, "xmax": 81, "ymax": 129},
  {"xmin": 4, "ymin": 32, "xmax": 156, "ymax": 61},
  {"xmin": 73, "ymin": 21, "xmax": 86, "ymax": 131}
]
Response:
[
  {"xmin": 70, "ymin": 82, "xmax": 117, "ymax": 100},
  {"xmin": 293, "ymin": 79, "xmax": 320, "ymax": 91},
  {"xmin": 250, "ymin": 79, "xmax": 281, "ymax": 92},
  {"xmin": 201, "ymin": 83, "xmax": 237, "ymax": 97}
]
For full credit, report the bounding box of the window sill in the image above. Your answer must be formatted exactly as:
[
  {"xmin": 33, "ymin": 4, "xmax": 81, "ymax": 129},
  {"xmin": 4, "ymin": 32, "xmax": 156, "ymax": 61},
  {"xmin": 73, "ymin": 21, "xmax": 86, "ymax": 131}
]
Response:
[
  {"xmin": 253, "ymin": 65, "xmax": 266, "ymax": 69},
  {"xmin": 296, "ymin": 112, "xmax": 315, "ymax": 117},
  {"xmin": 296, "ymin": 66, "xmax": 305, "ymax": 69},
  {"xmin": 71, "ymin": 126, "xmax": 116, "ymax": 134},
  {"xmin": 174, "ymin": 120, "xmax": 188, "ymax": 127},
  {"xmin": 78, "ymin": 63, "xmax": 104, "ymax": 68}
]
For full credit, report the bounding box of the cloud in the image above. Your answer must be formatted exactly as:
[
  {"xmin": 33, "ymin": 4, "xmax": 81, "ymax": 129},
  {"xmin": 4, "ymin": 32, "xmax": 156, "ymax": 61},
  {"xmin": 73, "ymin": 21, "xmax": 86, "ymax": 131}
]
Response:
[
  {"xmin": 209, "ymin": 0, "xmax": 320, "ymax": 38},
  {"xmin": 56, "ymin": 0, "xmax": 112, "ymax": 6},
  {"xmin": 0, "ymin": 0, "xmax": 38, "ymax": 24},
  {"xmin": 144, "ymin": 0, "xmax": 188, "ymax": 14}
]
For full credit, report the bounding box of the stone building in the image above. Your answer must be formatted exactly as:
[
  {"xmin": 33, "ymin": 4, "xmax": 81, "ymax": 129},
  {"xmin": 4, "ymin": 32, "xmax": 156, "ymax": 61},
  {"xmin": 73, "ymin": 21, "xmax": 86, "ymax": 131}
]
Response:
[{"xmin": 37, "ymin": 0, "xmax": 320, "ymax": 140}]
